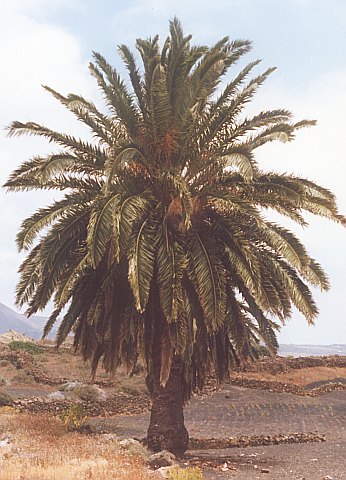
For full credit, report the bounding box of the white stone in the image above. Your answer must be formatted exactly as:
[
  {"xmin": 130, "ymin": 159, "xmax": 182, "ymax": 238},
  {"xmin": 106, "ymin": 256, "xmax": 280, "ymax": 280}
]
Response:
[
  {"xmin": 148, "ymin": 450, "xmax": 176, "ymax": 469},
  {"xmin": 61, "ymin": 381, "xmax": 83, "ymax": 391},
  {"xmin": 119, "ymin": 438, "xmax": 142, "ymax": 448},
  {"xmin": 47, "ymin": 391, "xmax": 65, "ymax": 401},
  {"xmin": 156, "ymin": 466, "xmax": 177, "ymax": 478}
]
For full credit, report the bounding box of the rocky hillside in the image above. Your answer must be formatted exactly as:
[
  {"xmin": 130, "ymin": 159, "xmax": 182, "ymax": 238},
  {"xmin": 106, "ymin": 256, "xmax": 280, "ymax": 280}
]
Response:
[{"xmin": 0, "ymin": 303, "xmax": 55, "ymax": 340}]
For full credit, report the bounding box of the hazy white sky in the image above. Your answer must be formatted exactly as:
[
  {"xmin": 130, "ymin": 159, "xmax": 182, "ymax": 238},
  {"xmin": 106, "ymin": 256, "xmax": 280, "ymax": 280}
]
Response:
[{"xmin": 0, "ymin": 0, "xmax": 345, "ymax": 344}]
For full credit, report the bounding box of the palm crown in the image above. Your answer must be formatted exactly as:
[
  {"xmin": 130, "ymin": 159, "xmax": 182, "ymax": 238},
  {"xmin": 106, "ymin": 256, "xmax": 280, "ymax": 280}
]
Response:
[{"xmin": 5, "ymin": 18, "xmax": 345, "ymax": 398}]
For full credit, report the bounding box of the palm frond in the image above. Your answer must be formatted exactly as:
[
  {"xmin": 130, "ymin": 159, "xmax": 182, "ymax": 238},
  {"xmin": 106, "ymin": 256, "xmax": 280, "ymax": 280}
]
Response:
[
  {"xmin": 187, "ymin": 230, "xmax": 227, "ymax": 330},
  {"xmin": 128, "ymin": 214, "xmax": 159, "ymax": 313}
]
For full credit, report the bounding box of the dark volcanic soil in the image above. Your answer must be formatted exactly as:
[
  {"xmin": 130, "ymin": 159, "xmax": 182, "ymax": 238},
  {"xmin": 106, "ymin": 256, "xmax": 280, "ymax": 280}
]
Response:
[
  {"xmin": 90, "ymin": 384, "xmax": 346, "ymax": 479},
  {"xmin": 1, "ymin": 348, "xmax": 345, "ymax": 479}
]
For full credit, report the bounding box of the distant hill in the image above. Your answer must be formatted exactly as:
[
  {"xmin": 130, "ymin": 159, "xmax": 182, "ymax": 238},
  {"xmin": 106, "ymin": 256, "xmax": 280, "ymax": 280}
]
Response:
[
  {"xmin": 279, "ymin": 344, "xmax": 346, "ymax": 356},
  {"xmin": 0, "ymin": 302, "xmax": 55, "ymax": 340}
]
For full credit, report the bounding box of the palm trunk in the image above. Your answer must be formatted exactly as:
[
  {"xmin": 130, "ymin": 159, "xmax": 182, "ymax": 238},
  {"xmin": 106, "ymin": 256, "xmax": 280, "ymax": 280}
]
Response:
[{"xmin": 146, "ymin": 354, "xmax": 189, "ymax": 456}]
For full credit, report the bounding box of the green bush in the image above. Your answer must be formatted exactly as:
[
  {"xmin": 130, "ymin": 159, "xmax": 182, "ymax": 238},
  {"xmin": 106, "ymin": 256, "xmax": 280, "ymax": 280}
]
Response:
[
  {"xmin": 60, "ymin": 404, "xmax": 88, "ymax": 431},
  {"xmin": 118, "ymin": 375, "xmax": 149, "ymax": 396},
  {"xmin": 0, "ymin": 375, "xmax": 6, "ymax": 386},
  {"xmin": 74, "ymin": 385, "xmax": 100, "ymax": 402},
  {"xmin": 0, "ymin": 388, "xmax": 13, "ymax": 407},
  {"xmin": 9, "ymin": 341, "xmax": 43, "ymax": 355},
  {"xmin": 168, "ymin": 467, "xmax": 204, "ymax": 480}
]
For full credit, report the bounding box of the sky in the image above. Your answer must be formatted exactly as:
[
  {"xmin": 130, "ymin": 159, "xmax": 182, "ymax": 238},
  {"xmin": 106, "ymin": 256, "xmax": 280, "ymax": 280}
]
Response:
[{"xmin": 0, "ymin": 0, "xmax": 345, "ymax": 344}]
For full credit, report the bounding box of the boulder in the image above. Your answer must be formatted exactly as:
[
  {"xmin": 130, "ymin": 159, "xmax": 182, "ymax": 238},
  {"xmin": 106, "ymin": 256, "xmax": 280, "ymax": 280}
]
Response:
[
  {"xmin": 119, "ymin": 438, "xmax": 142, "ymax": 448},
  {"xmin": 148, "ymin": 450, "xmax": 176, "ymax": 469},
  {"xmin": 60, "ymin": 381, "xmax": 83, "ymax": 391},
  {"xmin": 0, "ymin": 388, "xmax": 13, "ymax": 406}
]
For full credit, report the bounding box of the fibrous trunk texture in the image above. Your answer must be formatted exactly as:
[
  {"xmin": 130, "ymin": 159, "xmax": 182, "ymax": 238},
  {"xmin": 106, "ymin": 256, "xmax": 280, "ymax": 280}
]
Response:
[{"xmin": 146, "ymin": 354, "xmax": 188, "ymax": 456}]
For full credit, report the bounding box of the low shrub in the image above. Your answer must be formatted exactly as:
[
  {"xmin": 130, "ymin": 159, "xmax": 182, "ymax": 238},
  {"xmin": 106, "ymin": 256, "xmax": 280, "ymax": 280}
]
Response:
[
  {"xmin": 0, "ymin": 375, "xmax": 7, "ymax": 386},
  {"xmin": 8, "ymin": 341, "xmax": 43, "ymax": 355},
  {"xmin": 74, "ymin": 385, "xmax": 98, "ymax": 402},
  {"xmin": 60, "ymin": 404, "xmax": 88, "ymax": 431},
  {"xmin": 119, "ymin": 376, "xmax": 149, "ymax": 396},
  {"xmin": 168, "ymin": 467, "xmax": 204, "ymax": 480},
  {"xmin": 130, "ymin": 363, "xmax": 145, "ymax": 375},
  {"xmin": 74, "ymin": 385, "xmax": 103, "ymax": 402},
  {"xmin": 0, "ymin": 388, "xmax": 13, "ymax": 407}
]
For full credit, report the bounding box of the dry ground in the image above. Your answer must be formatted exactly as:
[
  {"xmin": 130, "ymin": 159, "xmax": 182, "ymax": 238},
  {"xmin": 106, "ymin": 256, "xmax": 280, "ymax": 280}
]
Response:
[
  {"xmin": 1, "ymin": 344, "xmax": 346, "ymax": 479},
  {"xmin": 239, "ymin": 366, "xmax": 346, "ymax": 387},
  {"xmin": 104, "ymin": 385, "xmax": 346, "ymax": 479},
  {"xmin": 0, "ymin": 411, "xmax": 153, "ymax": 480},
  {"xmin": 0, "ymin": 343, "xmax": 148, "ymax": 397}
]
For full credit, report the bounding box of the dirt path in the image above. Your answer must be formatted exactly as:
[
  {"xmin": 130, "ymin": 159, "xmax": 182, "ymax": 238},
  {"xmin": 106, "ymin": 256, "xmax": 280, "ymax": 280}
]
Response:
[{"xmin": 90, "ymin": 384, "xmax": 346, "ymax": 479}]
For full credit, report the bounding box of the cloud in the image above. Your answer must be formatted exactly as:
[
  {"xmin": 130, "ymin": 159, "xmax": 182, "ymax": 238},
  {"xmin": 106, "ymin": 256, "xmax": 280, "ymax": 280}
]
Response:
[
  {"xmin": 0, "ymin": 2, "xmax": 93, "ymax": 123},
  {"xmin": 250, "ymin": 69, "xmax": 346, "ymax": 344},
  {"xmin": 0, "ymin": 1, "xmax": 345, "ymax": 344},
  {"xmin": 253, "ymin": 68, "xmax": 346, "ymax": 210},
  {"xmin": 0, "ymin": 1, "xmax": 94, "ymax": 312},
  {"xmin": 4, "ymin": 0, "xmax": 81, "ymax": 15},
  {"xmin": 109, "ymin": 0, "xmax": 253, "ymax": 44}
]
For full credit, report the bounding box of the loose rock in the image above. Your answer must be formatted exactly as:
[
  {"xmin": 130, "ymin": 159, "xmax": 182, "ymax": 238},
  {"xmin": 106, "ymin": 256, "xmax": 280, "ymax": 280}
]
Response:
[
  {"xmin": 47, "ymin": 391, "xmax": 66, "ymax": 401},
  {"xmin": 156, "ymin": 466, "xmax": 177, "ymax": 478},
  {"xmin": 148, "ymin": 450, "xmax": 176, "ymax": 469},
  {"xmin": 119, "ymin": 438, "xmax": 142, "ymax": 448}
]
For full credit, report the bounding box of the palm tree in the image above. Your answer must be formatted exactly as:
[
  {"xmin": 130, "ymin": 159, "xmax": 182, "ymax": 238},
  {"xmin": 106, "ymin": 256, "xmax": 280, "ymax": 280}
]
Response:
[{"xmin": 5, "ymin": 18, "xmax": 345, "ymax": 455}]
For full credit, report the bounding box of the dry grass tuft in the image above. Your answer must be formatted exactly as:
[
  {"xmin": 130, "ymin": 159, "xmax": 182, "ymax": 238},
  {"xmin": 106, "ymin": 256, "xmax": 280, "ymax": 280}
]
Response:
[{"xmin": 0, "ymin": 412, "xmax": 153, "ymax": 480}]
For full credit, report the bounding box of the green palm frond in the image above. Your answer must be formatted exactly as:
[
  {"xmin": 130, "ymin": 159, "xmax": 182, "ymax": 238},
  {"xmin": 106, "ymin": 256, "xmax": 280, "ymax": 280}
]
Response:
[
  {"xmin": 26, "ymin": 209, "xmax": 89, "ymax": 315},
  {"xmin": 87, "ymin": 193, "xmax": 121, "ymax": 267},
  {"xmin": 128, "ymin": 214, "xmax": 159, "ymax": 313},
  {"xmin": 16, "ymin": 193, "xmax": 87, "ymax": 250},
  {"xmin": 7, "ymin": 121, "xmax": 107, "ymax": 165},
  {"xmin": 118, "ymin": 194, "xmax": 151, "ymax": 258},
  {"xmin": 90, "ymin": 52, "xmax": 139, "ymax": 135},
  {"xmin": 43, "ymin": 86, "xmax": 117, "ymax": 146},
  {"xmin": 54, "ymin": 253, "xmax": 91, "ymax": 308},
  {"xmin": 15, "ymin": 245, "xmax": 41, "ymax": 307},
  {"xmin": 105, "ymin": 147, "xmax": 147, "ymax": 190},
  {"xmin": 157, "ymin": 227, "xmax": 187, "ymax": 322},
  {"xmin": 118, "ymin": 44, "xmax": 147, "ymax": 119},
  {"xmin": 187, "ymin": 230, "xmax": 227, "ymax": 330}
]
